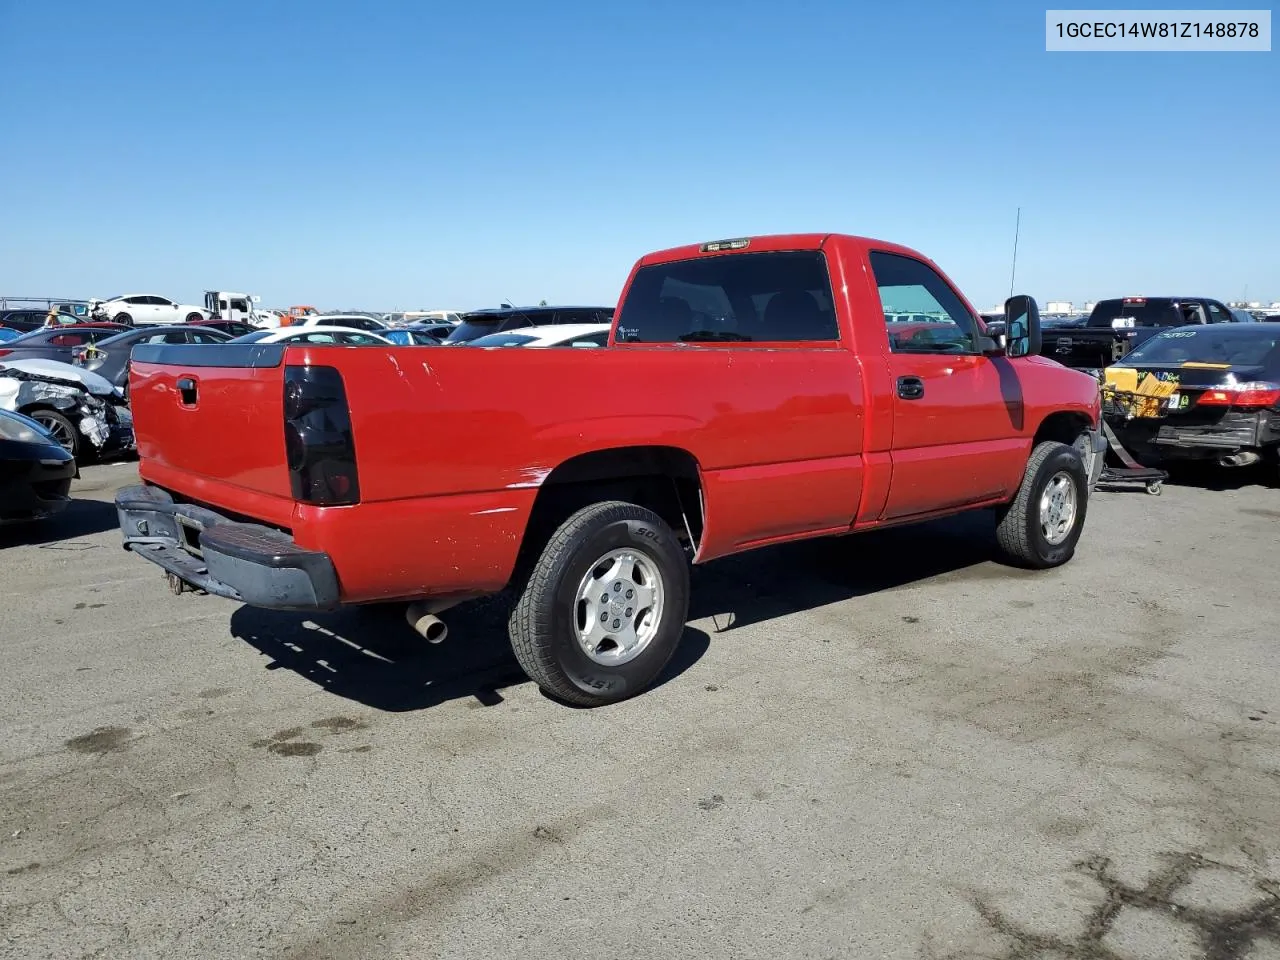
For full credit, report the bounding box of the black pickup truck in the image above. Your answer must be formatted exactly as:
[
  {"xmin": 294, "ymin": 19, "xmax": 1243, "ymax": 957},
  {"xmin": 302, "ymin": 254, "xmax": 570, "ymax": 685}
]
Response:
[{"xmin": 1048, "ymin": 296, "xmax": 1239, "ymax": 374}]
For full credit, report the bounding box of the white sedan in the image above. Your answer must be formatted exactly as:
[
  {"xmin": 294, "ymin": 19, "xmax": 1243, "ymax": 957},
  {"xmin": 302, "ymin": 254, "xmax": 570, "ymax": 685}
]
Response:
[
  {"xmin": 289, "ymin": 314, "xmax": 389, "ymax": 333},
  {"xmin": 465, "ymin": 323, "xmax": 611, "ymax": 348},
  {"xmin": 229, "ymin": 326, "xmax": 393, "ymax": 346},
  {"xmin": 90, "ymin": 294, "xmax": 210, "ymax": 326}
]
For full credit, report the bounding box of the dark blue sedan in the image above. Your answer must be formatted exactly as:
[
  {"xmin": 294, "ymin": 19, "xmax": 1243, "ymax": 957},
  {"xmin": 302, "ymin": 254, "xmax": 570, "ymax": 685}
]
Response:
[{"xmin": 0, "ymin": 408, "xmax": 76, "ymax": 524}]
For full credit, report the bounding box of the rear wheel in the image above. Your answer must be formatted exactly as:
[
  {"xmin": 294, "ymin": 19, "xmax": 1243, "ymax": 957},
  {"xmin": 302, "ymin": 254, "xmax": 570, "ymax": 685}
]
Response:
[
  {"xmin": 509, "ymin": 500, "xmax": 690, "ymax": 706},
  {"xmin": 114, "ymin": 312, "xmax": 132, "ymax": 326},
  {"xmin": 995, "ymin": 441, "xmax": 1088, "ymax": 569},
  {"xmin": 184, "ymin": 312, "xmax": 203, "ymax": 324},
  {"xmin": 29, "ymin": 409, "xmax": 79, "ymax": 459}
]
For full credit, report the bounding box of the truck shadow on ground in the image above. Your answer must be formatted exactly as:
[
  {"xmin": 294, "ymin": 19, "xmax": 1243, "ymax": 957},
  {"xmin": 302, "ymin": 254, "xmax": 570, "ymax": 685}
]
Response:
[
  {"xmin": 0, "ymin": 498, "xmax": 120, "ymax": 549},
  {"xmin": 229, "ymin": 600, "xmax": 712, "ymax": 712},
  {"xmin": 229, "ymin": 509, "xmax": 1005, "ymax": 711},
  {"xmin": 688, "ymin": 507, "xmax": 1007, "ymax": 631}
]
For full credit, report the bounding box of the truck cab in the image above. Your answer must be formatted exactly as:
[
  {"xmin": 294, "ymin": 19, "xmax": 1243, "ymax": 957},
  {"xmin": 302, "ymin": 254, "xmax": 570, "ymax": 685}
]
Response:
[{"xmin": 203, "ymin": 291, "xmax": 263, "ymax": 327}]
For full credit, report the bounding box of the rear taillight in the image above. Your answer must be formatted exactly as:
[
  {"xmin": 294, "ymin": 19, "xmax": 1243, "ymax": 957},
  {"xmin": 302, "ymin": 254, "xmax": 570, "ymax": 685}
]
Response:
[
  {"xmin": 1195, "ymin": 382, "xmax": 1280, "ymax": 409},
  {"xmin": 283, "ymin": 365, "xmax": 360, "ymax": 506}
]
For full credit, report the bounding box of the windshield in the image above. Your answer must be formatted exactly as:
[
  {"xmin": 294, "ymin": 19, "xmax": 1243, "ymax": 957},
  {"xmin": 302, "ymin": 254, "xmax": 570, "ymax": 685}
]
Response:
[
  {"xmin": 468, "ymin": 332, "xmax": 537, "ymax": 347},
  {"xmin": 0, "ymin": 328, "xmax": 20, "ymax": 342},
  {"xmin": 445, "ymin": 317, "xmax": 505, "ymax": 343},
  {"xmin": 1121, "ymin": 327, "xmax": 1280, "ymax": 366},
  {"xmin": 229, "ymin": 330, "xmax": 274, "ymax": 343},
  {"xmin": 96, "ymin": 330, "xmax": 145, "ymax": 348}
]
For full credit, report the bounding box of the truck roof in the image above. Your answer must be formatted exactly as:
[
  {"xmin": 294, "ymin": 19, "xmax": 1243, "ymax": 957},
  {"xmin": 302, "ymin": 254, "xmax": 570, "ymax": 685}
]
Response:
[{"xmin": 635, "ymin": 233, "xmax": 935, "ymax": 268}]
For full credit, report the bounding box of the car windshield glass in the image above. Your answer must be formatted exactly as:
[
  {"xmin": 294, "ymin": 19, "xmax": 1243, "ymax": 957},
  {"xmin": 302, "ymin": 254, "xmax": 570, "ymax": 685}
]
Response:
[
  {"xmin": 229, "ymin": 330, "xmax": 274, "ymax": 343},
  {"xmin": 0, "ymin": 329, "xmax": 20, "ymax": 342},
  {"xmin": 445, "ymin": 317, "xmax": 504, "ymax": 342},
  {"xmin": 468, "ymin": 332, "xmax": 537, "ymax": 347},
  {"xmin": 96, "ymin": 331, "xmax": 144, "ymax": 347},
  {"xmin": 8, "ymin": 329, "xmax": 54, "ymax": 343},
  {"xmin": 1122, "ymin": 328, "xmax": 1280, "ymax": 366}
]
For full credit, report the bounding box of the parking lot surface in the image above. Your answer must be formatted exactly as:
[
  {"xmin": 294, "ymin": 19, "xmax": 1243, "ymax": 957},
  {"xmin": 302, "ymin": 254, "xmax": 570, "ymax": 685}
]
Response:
[{"xmin": 3, "ymin": 463, "xmax": 1280, "ymax": 960}]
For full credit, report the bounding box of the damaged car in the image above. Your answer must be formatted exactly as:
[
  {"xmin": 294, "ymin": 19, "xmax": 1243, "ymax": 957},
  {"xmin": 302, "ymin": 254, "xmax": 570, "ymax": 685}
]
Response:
[
  {"xmin": 0, "ymin": 358, "xmax": 134, "ymax": 461},
  {"xmin": 0, "ymin": 409, "xmax": 76, "ymax": 525},
  {"xmin": 1102, "ymin": 325, "xmax": 1280, "ymax": 475}
]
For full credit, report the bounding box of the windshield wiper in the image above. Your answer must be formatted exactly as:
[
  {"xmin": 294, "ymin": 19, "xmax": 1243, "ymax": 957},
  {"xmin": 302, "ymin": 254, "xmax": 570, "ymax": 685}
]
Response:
[{"xmin": 677, "ymin": 330, "xmax": 753, "ymax": 342}]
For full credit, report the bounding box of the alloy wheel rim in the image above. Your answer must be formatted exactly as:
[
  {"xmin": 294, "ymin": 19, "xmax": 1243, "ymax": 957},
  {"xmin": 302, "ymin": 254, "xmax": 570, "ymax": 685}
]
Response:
[{"xmin": 573, "ymin": 548, "xmax": 666, "ymax": 666}]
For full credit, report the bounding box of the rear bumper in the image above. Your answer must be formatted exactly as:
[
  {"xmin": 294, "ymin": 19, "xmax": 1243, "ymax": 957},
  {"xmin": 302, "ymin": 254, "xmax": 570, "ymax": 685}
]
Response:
[
  {"xmin": 1107, "ymin": 410, "xmax": 1271, "ymax": 459},
  {"xmin": 115, "ymin": 484, "xmax": 340, "ymax": 610}
]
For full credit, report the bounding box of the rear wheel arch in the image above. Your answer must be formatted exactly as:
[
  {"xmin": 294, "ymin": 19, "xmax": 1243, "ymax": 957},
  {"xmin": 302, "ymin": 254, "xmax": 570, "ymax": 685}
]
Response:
[{"xmin": 517, "ymin": 446, "xmax": 705, "ymax": 577}]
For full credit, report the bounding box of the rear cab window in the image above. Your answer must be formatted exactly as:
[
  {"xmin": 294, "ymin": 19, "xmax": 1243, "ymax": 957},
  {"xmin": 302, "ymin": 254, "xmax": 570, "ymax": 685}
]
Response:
[
  {"xmin": 1087, "ymin": 299, "xmax": 1183, "ymax": 328},
  {"xmin": 614, "ymin": 251, "xmax": 839, "ymax": 343}
]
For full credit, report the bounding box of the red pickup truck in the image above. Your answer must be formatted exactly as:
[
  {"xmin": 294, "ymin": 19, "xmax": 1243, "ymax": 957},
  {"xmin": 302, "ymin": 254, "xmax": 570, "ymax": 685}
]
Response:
[{"xmin": 116, "ymin": 233, "xmax": 1104, "ymax": 706}]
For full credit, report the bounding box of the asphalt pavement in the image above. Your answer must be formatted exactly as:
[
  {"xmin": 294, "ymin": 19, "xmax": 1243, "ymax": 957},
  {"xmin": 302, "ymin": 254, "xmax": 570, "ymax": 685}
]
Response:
[{"xmin": 3, "ymin": 462, "xmax": 1279, "ymax": 960}]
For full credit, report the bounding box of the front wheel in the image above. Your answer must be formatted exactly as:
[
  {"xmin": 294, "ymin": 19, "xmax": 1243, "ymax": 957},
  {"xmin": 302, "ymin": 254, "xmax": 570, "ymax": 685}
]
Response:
[
  {"xmin": 509, "ymin": 500, "xmax": 690, "ymax": 706},
  {"xmin": 995, "ymin": 440, "xmax": 1088, "ymax": 569},
  {"xmin": 29, "ymin": 409, "xmax": 79, "ymax": 459}
]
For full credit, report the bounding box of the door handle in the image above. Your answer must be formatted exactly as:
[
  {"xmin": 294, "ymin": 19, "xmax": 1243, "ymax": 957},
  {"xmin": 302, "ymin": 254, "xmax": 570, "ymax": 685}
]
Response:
[
  {"xmin": 897, "ymin": 376, "xmax": 925, "ymax": 400},
  {"xmin": 176, "ymin": 376, "xmax": 198, "ymax": 405}
]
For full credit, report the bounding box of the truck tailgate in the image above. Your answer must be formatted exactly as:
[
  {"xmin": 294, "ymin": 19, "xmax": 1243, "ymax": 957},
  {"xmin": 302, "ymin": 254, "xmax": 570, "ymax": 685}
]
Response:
[{"xmin": 129, "ymin": 343, "xmax": 294, "ymax": 525}]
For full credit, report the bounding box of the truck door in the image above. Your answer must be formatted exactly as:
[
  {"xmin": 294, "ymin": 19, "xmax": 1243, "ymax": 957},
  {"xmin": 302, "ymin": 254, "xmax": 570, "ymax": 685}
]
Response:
[{"xmin": 868, "ymin": 251, "xmax": 1027, "ymax": 521}]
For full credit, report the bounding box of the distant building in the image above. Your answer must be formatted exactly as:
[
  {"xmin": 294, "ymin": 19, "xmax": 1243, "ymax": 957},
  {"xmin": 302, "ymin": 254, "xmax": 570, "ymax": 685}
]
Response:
[
  {"xmin": 1084, "ymin": 301, "xmax": 1097, "ymax": 314},
  {"xmin": 1044, "ymin": 300, "xmax": 1073, "ymax": 315}
]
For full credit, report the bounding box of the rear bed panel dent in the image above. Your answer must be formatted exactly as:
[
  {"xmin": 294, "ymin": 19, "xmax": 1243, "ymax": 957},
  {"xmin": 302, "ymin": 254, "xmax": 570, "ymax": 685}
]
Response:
[{"xmin": 293, "ymin": 488, "xmax": 538, "ymax": 603}]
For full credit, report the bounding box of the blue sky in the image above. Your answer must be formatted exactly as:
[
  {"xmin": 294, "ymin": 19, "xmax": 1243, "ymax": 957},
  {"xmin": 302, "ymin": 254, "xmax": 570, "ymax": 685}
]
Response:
[{"xmin": 2, "ymin": 0, "xmax": 1276, "ymax": 311}]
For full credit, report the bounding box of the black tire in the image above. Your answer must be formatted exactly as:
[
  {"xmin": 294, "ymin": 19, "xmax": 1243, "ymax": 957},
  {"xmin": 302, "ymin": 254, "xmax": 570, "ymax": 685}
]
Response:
[
  {"xmin": 184, "ymin": 312, "xmax": 203, "ymax": 324},
  {"xmin": 995, "ymin": 440, "xmax": 1088, "ymax": 569},
  {"xmin": 508, "ymin": 500, "xmax": 690, "ymax": 707},
  {"xmin": 28, "ymin": 409, "xmax": 79, "ymax": 459},
  {"xmin": 114, "ymin": 313, "xmax": 132, "ymax": 326}
]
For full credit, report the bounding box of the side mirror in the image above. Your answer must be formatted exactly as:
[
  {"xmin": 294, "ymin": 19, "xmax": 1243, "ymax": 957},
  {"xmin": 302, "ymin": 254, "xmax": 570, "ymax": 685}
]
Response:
[{"xmin": 1004, "ymin": 294, "xmax": 1042, "ymax": 358}]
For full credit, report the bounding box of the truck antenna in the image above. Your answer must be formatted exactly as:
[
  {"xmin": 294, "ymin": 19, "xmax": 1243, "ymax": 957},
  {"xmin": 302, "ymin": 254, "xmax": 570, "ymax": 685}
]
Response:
[{"xmin": 1008, "ymin": 207, "xmax": 1021, "ymax": 299}]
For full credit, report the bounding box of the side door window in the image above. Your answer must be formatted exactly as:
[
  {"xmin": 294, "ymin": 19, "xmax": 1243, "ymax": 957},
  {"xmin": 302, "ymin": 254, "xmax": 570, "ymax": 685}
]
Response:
[
  {"xmin": 868, "ymin": 251, "xmax": 979, "ymax": 354},
  {"xmin": 1206, "ymin": 302, "xmax": 1232, "ymax": 324}
]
